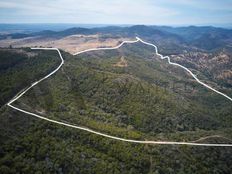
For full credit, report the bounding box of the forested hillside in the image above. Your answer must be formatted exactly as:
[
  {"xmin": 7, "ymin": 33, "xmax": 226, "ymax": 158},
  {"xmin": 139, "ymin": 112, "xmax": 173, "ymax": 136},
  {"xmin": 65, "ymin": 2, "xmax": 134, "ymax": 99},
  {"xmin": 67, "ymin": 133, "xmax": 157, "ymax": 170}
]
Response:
[
  {"xmin": 0, "ymin": 48, "xmax": 60, "ymax": 107},
  {"xmin": 0, "ymin": 44, "xmax": 232, "ymax": 173}
]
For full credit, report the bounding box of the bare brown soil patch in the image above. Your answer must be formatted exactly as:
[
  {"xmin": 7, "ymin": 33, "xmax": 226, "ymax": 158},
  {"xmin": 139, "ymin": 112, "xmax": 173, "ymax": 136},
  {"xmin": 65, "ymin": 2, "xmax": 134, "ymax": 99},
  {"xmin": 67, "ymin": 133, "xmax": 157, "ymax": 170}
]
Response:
[
  {"xmin": 0, "ymin": 34, "xmax": 134, "ymax": 54},
  {"xmin": 113, "ymin": 56, "xmax": 128, "ymax": 67}
]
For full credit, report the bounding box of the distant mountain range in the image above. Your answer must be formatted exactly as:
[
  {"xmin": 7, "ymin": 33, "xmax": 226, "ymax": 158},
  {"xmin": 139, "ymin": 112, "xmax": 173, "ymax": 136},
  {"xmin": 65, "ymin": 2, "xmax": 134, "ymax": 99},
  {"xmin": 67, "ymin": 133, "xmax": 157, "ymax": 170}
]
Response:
[{"xmin": 1, "ymin": 25, "xmax": 232, "ymax": 51}]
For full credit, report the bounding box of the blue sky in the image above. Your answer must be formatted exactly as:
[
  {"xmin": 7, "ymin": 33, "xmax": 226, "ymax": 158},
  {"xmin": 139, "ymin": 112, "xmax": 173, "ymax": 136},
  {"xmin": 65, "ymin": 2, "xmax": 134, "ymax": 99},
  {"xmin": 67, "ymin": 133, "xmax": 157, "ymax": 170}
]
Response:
[{"xmin": 0, "ymin": 0, "xmax": 231, "ymax": 26}]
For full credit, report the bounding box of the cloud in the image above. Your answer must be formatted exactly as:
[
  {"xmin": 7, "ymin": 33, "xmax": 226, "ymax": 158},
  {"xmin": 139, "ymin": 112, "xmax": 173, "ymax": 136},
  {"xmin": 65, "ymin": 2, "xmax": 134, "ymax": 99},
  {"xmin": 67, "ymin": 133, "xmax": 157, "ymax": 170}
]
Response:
[
  {"xmin": 0, "ymin": 0, "xmax": 231, "ymax": 25},
  {"xmin": 158, "ymin": 0, "xmax": 232, "ymax": 11}
]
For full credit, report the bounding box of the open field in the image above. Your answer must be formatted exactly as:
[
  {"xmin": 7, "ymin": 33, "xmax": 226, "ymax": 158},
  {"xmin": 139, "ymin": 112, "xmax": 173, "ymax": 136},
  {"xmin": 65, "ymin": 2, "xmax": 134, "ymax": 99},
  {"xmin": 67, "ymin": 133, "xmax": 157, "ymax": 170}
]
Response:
[{"xmin": 0, "ymin": 34, "xmax": 133, "ymax": 54}]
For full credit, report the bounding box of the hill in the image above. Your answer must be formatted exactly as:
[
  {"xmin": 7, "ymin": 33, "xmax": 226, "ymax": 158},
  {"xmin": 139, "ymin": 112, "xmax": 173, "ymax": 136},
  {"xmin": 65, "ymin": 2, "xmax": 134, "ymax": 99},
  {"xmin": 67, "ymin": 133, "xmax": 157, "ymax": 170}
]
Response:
[{"xmin": 0, "ymin": 42, "xmax": 232, "ymax": 173}]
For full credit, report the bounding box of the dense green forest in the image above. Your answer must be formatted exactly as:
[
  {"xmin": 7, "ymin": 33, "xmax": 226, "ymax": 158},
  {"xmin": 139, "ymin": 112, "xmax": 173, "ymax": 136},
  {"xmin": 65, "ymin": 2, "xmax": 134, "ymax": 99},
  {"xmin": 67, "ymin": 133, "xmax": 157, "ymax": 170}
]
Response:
[
  {"xmin": 15, "ymin": 43, "xmax": 232, "ymax": 135},
  {"xmin": 0, "ymin": 46, "xmax": 232, "ymax": 173},
  {"xmin": 0, "ymin": 48, "xmax": 60, "ymax": 107}
]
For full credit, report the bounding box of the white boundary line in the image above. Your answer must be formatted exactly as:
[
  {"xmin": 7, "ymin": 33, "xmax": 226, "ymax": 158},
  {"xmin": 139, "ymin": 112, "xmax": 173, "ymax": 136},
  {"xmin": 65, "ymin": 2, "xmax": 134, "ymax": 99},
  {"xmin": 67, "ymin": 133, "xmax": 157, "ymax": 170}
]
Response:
[{"xmin": 7, "ymin": 37, "xmax": 232, "ymax": 147}]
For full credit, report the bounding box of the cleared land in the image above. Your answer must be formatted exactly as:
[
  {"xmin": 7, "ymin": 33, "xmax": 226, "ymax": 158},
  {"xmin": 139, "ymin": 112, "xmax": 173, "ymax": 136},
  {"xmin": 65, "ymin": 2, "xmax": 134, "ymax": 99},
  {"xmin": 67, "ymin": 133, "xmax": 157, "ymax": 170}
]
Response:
[{"xmin": 0, "ymin": 34, "xmax": 133, "ymax": 54}]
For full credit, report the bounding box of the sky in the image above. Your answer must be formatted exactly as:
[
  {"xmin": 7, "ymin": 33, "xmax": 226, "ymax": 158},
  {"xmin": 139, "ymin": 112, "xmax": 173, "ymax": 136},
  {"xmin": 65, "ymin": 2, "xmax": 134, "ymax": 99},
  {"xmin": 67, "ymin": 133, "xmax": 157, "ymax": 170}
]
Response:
[{"xmin": 0, "ymin": 0, "xmax": 232, "ymax": 26}]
